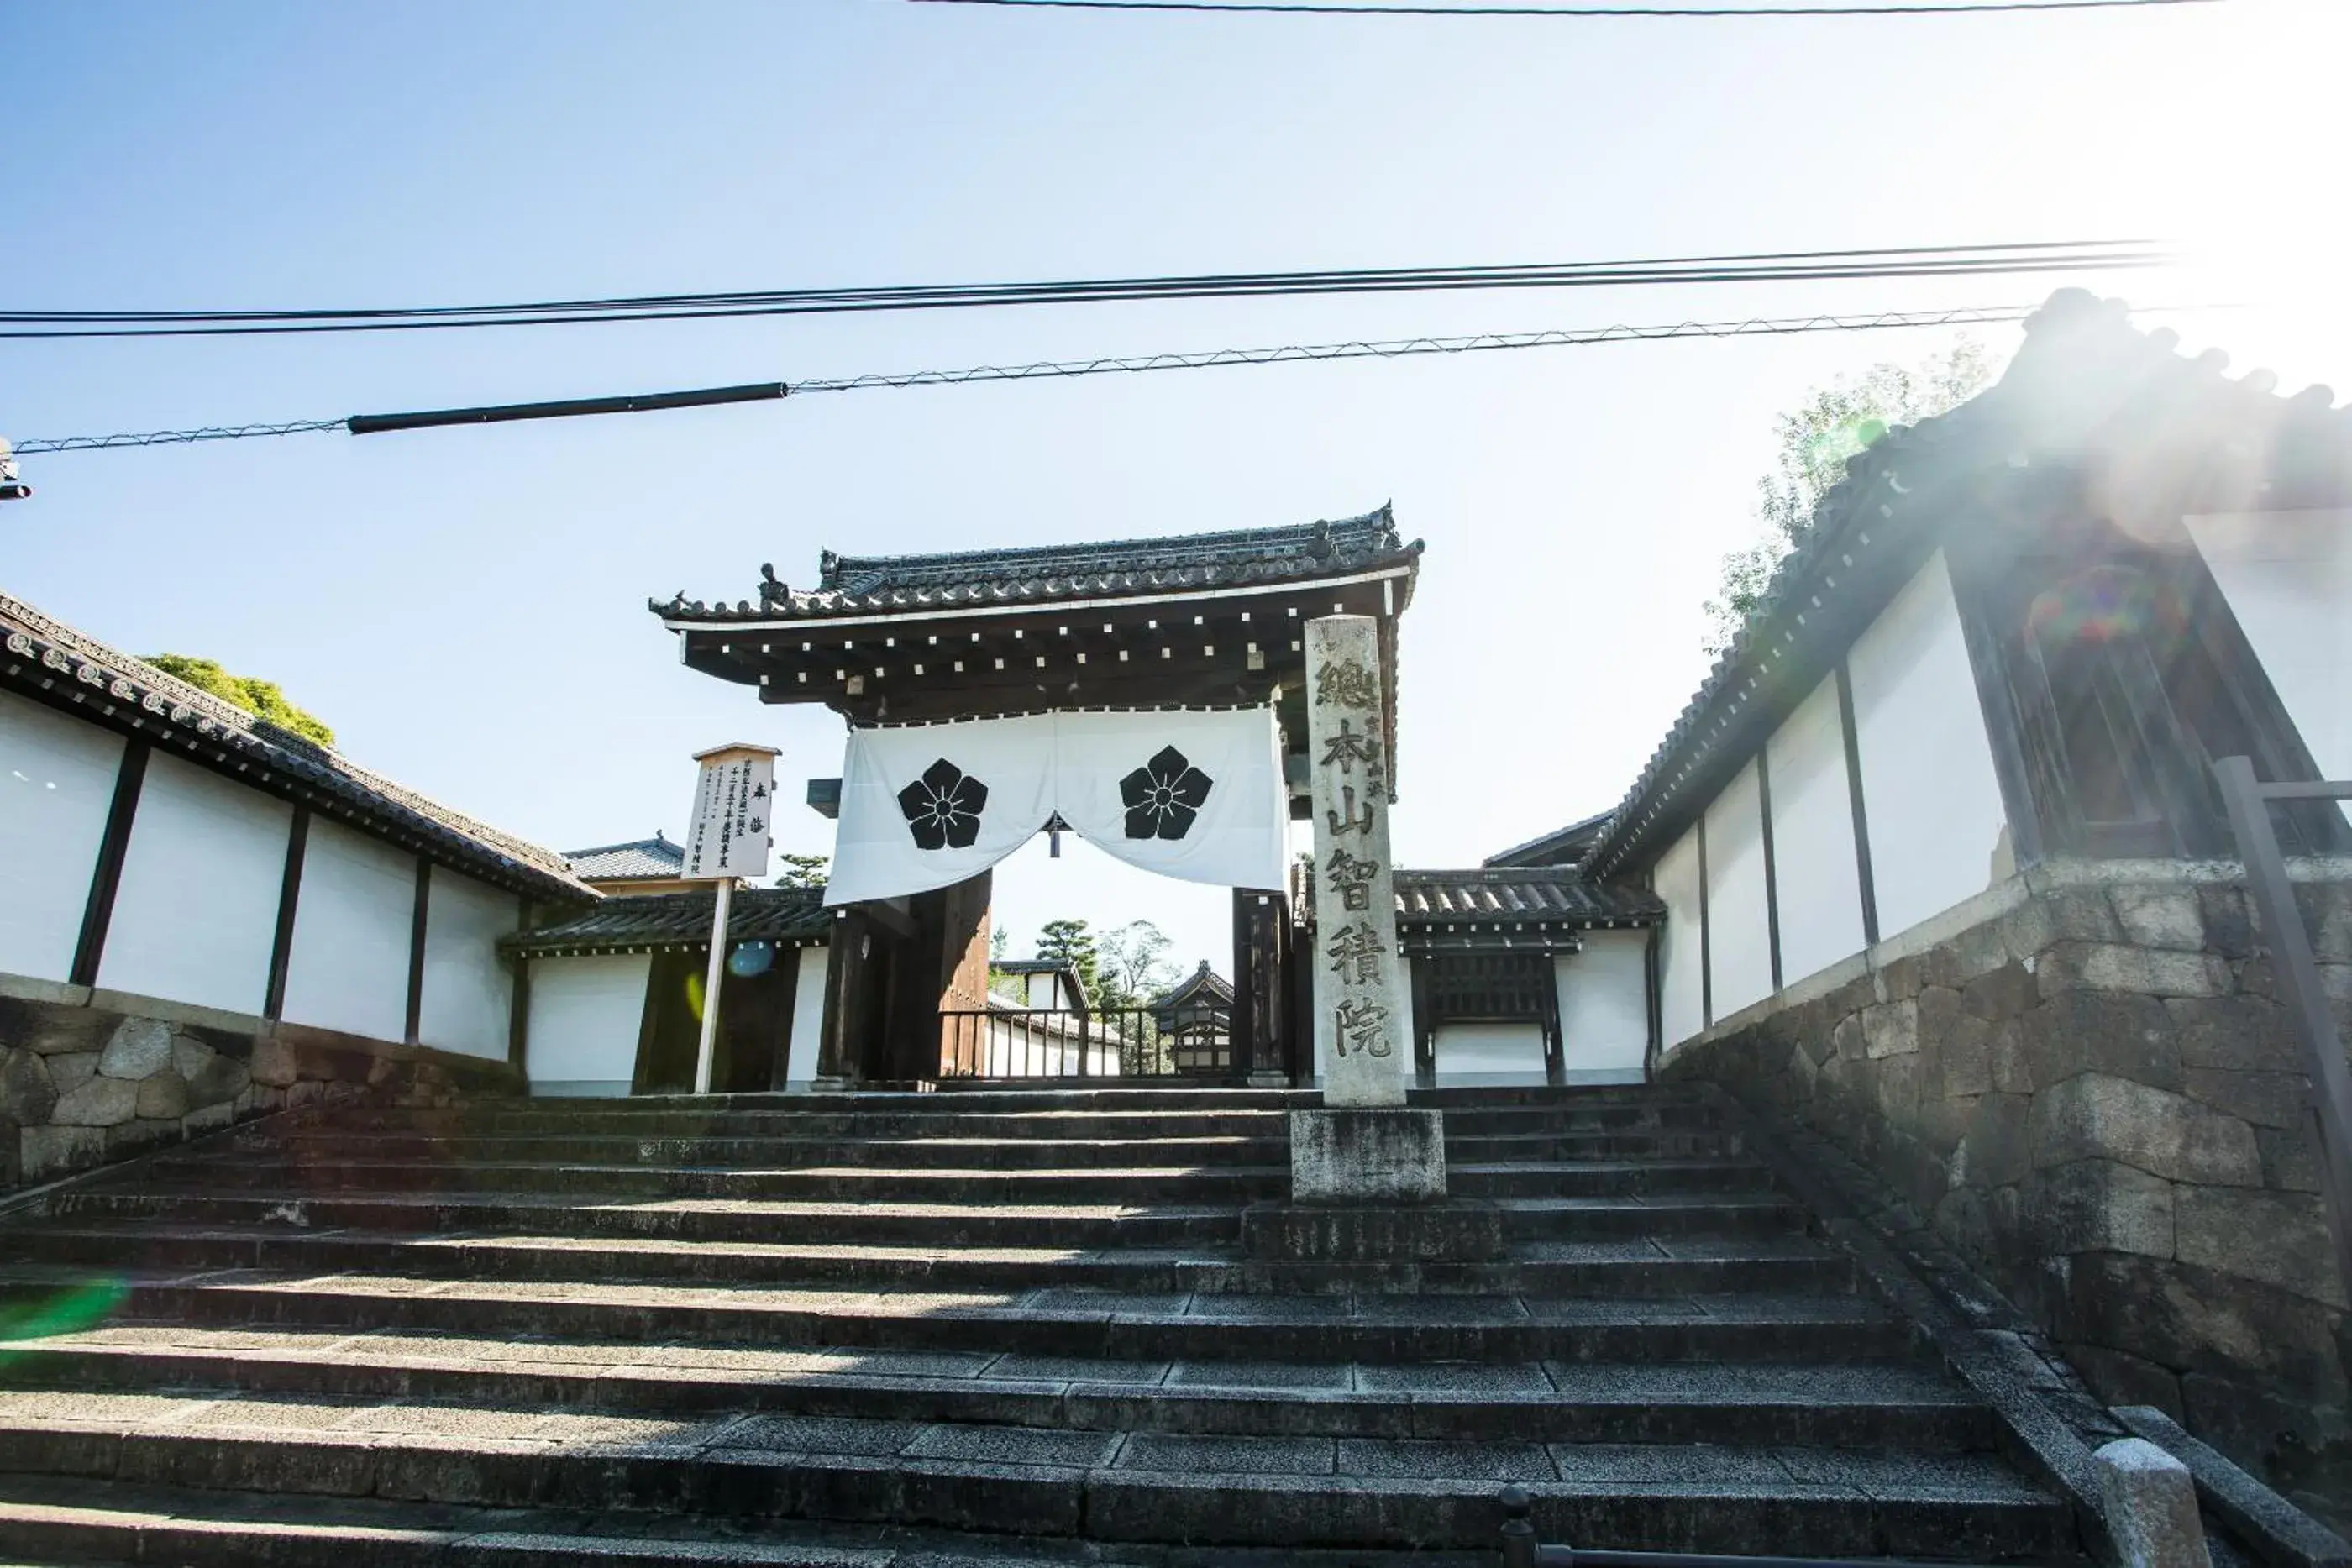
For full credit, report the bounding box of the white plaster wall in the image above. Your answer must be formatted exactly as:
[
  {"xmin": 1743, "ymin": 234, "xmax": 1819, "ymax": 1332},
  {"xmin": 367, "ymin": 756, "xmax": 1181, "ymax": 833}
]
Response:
[
  {"xmin": 1767, "ymin": 674, "xmax": 1869, "ymax": 987},
  {"xmin": 0, "ymin": 690, "xmax": 125, "ymax": 983},
  {"xmin": 782, "ymin": 945, "xmax": 829, "ymax": 1084},
  {"xmin": 418, "ymin": 869, "xmax": 520, "ymax": 1061},
  {"xmin": 1433, "ymin": 1021, "xmax": 1547, "ymax": 1084},
  {"xmin": 279, "ymin": 817, "xmax": 414, "ymax": 1042},
  {"xmin": 1556, "ymin": 934, "xmax": 1649, "ymax": 1080},
  {"xmin": 2187, "ymin": 510, "xmax": 2352, "ymax": 825},
  {"xmin": 526, "ymin": 952, "xmax": 651, "ymax": 1096},
  {"xmin": 1704, "ymin": 760, "xmax": 1774, "ymax": 1020},
  {"xmin": 99, "ymin": 751, "xmax": 291, "ymax": 1017},
  {"xmin": 1847, "ymin": 549, "xmax": 2009, "ymax": 940},
  {"xmin": 1654, "ymin": 825, "xmax": 1705, "ymax": 1046}
]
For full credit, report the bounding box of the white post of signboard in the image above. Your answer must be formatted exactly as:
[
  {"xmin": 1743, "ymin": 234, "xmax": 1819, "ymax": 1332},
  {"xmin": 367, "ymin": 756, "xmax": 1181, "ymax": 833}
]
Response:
[{"xmin": 684, "ymin": 742, "xmax": 780, "ymax": 1095}]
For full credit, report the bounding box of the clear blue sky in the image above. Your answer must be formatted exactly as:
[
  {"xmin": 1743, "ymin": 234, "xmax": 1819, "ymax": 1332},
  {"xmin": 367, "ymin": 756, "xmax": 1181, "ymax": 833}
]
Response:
[{"xmin": 3, "ymin": 0, "xmax": 2337, "ymax": 976}]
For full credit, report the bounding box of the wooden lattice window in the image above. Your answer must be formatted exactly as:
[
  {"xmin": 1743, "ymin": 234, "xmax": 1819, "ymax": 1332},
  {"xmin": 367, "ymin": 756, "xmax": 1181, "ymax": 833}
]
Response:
[{"xmin": 1423, "ymin": 952, "xmax": 1555, "ymax": 1025}]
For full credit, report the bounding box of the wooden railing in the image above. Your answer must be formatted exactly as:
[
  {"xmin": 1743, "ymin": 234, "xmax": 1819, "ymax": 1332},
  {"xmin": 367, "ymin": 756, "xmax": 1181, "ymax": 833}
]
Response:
[{"xmin": 934, "ymin": 1005, "xmax": 1235, "ymax": 1080}]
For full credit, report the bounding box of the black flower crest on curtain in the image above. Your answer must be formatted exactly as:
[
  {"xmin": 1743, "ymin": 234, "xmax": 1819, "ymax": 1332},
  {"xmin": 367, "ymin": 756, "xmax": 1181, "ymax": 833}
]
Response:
[
  {"xmin": 898, "ymin": 758, "xmax": 989, "ymax": 850},
  {"xmin": 1121, "ymin": 745, "xmax": 1214, "ymax": 840}
]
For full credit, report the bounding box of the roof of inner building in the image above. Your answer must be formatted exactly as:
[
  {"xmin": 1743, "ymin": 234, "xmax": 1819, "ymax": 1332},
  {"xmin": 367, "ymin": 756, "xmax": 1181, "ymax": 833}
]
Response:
[
  {"xmin": 1392, "ymin": 867, "xmax": 1664, "ymax": 926},
  {"xmin": 652, "ymin": 506, "xmax": 1420, "ymax": 625},
  {"xmin": 564, "ymin": 833, "xmax": 686, "ymax": 882},
  {"xmin": 505, "ymin": 888, "xmax": 830, "ymax": 957}
]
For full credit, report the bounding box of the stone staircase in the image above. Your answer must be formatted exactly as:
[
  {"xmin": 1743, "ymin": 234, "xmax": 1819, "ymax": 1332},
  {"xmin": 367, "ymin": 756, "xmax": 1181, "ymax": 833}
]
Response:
[{"xmin": 0, "ymin": 1085, "xmax": 2083, "ymax": 1565}]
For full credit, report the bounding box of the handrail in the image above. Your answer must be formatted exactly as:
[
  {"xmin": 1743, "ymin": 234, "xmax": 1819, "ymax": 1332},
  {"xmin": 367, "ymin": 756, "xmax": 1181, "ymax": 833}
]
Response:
[
  {"xmin": 2209, "ymin": 757, "xmax": 2352, "ymax": 1315},
  {"xmin": 1497, "ymin": 1487, "xmax": 1994, "ymax": 1568}
]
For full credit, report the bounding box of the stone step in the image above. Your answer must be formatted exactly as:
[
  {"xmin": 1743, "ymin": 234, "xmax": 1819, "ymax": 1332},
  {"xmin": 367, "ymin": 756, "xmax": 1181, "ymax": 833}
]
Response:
[
  {"xmin": 0, "ymin": 1388, "xmax": 2069, "ymax": 1555},
  {"xmin": 329, "ymin": 1108, "xmax": 1302, "ymax": 1141},
  {"xmin": 232, "ymin": 1131, "xmax": 1294, "ymax": 1170},
  {"xmin": 0, "ymin": 1472, "xmax": 1185, "ymax": 1568},
  {"xmin": 138, "ymin": 1156, "xmax": 1294, "ymax": 1204},
  {"xmin": 46, "ymin": 1189, "xmax": 1249, "ymax": 1249},
  {"xmin": 0, "ymin": 1328, "xmax": 1995, "ymax": 1449},
  {"xmin": 0, "ymin": 1270, "xmax": 1923, "ymax": 1363},
  {"xmin": 1, "ymin": 1224, "xmax": 1856, "ymax": 1297}
]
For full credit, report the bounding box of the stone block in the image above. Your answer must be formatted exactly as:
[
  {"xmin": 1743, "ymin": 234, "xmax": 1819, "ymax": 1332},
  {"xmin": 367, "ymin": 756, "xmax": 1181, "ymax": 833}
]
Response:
[
  {"xmin": 2057, "ymin": 1253, "xmax": 2350, "ymax": 1398},
  {"xmin": 1963, "ymin": 961, "xmax": 2041, "ymax": 1023},
  {"xmin": 185, "ymin": 1054, "xmax": 250, "ymax": 1109},
  {"xmin": 2040, "ymin": 942, "xmax": 2231, "ymax": 1000},
  {"xmin": 171, "ymin": 1034, "xmax": 217, "ymax": 1081},
  {"xmin": 2254, "ymin": 1127, "xmax": 2321, "ymax": 1194},
  {"xmin": 1935, "ymin": 1015, "xmax": 1995, "ymax": 1099},
  {"xmin": 50, "ymin": 1073, "xmax": 138, "ymax": 1128},
  {"xmin": 97, "ymin": 1016, "xmax": 175, "ymax": 1080},
  {"xmin": 2092, "ymin": 1437, "xmax": 2212, "ymax": 1568},
  {"xmin": 0, "ymin": 1049, "xmax": 58, "ymax": 1126},
  {"xmin": 1831, "ymin": 1015, "xmax": 1866, "ymax": 1063},
  {"xmin": 2031, "ymin": 1073, "xmax": 2261, "ymax": 1187},
  {"xmin": 20, "ymin": 1123, "xmax": 105, "ymax": 1180},
  {"xmin": 2174, "ymin": 1374, "xmax": 2352, "ymax": 1541},
  {"xmin": 134, "ymin": 1069, "xmax": 190, "ymax": 1121},
  {"xmin": 1992, "ymin": 1021, "xmax": 2035, "ymax": 1093},
  {"xmin": 181, "ymin": 1099, "xmax": 237, "ymax": 1137},
  {"xmin": 1956, "ymin": 1093, "xmax": 2034, "ymax": 1189},
  {"xmin": 2025, "ymin": 1159, "xmax": 2175, "ymax": 1258},
  {"xmin": 2072, "ymin": 1346, "xmax": 2185, "ymax": 1419},
  {"xmin": 1864, "ymin": 999, "xmax": 1919, "ymax": 1058},
  {"xmin": 2175, "ymin": 1186, "xmax": 2344, "ymax": 1308},
  {"xmin": 1873, "ymin": 1052, "xmax": 1921, "ymax": 1122},
  {"xmin": 2020, "ymin": 990, "xmax": 2182, "ymax": 1093},
  {"xmin": 1289, "ymin": 1108, "xmax": 1446, "ymax": 1204},
  {"xmin": 2182, "ymin": 1068, "xmax": 2311, "ymax": 1132},
  {"xmin": 1876, "ymin": 956, "xmax": 1924, "ymax": 1004},
  {"xmin": 1241, "ymin": 1200, "xmax": 1503, "ymax": 1262},
  {"xmin": 249, "ymin": 1035, "xmax": 298, "ymax": 1088},
  {"xmin": 47, "ymin": 1051, "xmax": 101, "ymax": 1095},
  {"xmin": 2112, "ymin": 889, "xmax": 2210, "ymax": 955},
  {"xmin": 2163, "ymin": 996, "xmax": 2302, "ymax": 1076},
  {"xmin": 2194, "ymin": 886, "xmax": 2259, "ymax": 961},
  {"xmin": 2002, "ymin": 887, "xmax": 2125, "ymax": 959},
  {"xmin": 0, "ymin": 998, "xmax": 109, "ymax": 1056},
  {"xmin": 108, "ymin": 1117, "xmax": 180, "ymax": 1159}
]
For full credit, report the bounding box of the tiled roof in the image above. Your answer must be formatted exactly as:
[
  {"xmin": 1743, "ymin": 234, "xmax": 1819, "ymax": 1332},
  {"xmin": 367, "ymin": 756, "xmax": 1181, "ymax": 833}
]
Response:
[
  {"xmin": 1484, "ymin": 810, "xmax": 1615, "ymax": 869},
  {"xmin": 1, "ymin": 589, "xmax": 589, "ymax": 901},
  {"xmin": 1394, "ymin": 868, "xmax": 1664, "ymax": 926},
  {"xmin": 1153, "ymin": 961, "xmax": 1234, "ymax": 1011},
  {"xmin": 504, "ymin": 888, "xmax": 830, "ymax": 957},
  {"xmin": 564, "ymin": 833, "xmax": 685, "ymax": 882},
  {"xmin": 651, "ymin": 507, "xmax": 1420, "ymax": 624},
  {"xmin": 1583, "ymin": 289, "xmax": 2352, "ymax": 879},
  {"xmin": 990, "ymin": 958, "xmax": 1077, "ymax": 975}
]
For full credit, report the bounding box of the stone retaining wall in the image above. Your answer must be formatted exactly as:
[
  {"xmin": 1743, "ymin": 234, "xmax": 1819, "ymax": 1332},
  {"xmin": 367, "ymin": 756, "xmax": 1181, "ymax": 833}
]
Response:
[
  {"xmin": 0, "ymin": 976, "xmax": 517, "ymax": 1193},
  {"xmin": 1660, "ymin": 860, "xmax": 2352, "ymax": 1529}
]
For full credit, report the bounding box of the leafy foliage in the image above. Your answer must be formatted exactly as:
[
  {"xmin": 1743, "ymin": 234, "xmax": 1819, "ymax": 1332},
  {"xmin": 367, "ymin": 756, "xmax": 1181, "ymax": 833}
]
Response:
[
  {"xmin": 771, "ymin": 852, "xmax": 830, "ymax": 890},
  {"xmin": 1701, "ymin": 341, "xmax": 1994, "ymax": 658},
  {"xmin": 1095, "ymin": 920, "xmax": 1179, "ymax": 1012},
  {"xmin": 144, "ymin": 653, "xmax": 335, "ymax": 747}
]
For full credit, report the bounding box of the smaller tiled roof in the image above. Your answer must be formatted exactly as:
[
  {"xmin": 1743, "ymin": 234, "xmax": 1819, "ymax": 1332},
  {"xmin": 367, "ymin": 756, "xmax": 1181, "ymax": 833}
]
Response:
[
  {"xmin": 1394, "ymin": 868, "xmax": 1663, "ymax": 927},
  {"xmin": 1153, "ymin": 960, "xmax": 1234, "ymax": 1012},
  {"xmin": 564, "ymin": 833, "xmax": 685, "ymax": 882},
  {"xmin": 504, "ymin": 888, "xmax": 830, "ymax": 957},
  {"xmin": 652, "ymin": 507, "xmax": 1420, "ymax": 624},
  {"xmin": 1, "ymin": 589, "xmax": 588, "ymax": 901},
  {"xmin": 1483, "ymin": 810, "xmax": 1615, "ymax": 869},
  {"xmin": 990, "ymin": 958, "xmax": 1076, "ymax": 975}
]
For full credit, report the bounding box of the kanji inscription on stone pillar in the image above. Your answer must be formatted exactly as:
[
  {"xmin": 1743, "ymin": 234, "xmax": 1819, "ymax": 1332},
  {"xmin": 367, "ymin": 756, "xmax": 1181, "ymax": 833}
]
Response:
[{"xmin": 1305, "ymin": 615, "xmax": 1410, "ymax": 1108}]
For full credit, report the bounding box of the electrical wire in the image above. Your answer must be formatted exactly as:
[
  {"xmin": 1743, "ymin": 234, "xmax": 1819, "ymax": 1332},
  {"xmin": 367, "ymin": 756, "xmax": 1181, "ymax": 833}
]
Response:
[
  {"xmin": 0, "ymin": 240, "xmax": 2162, "ymax": 339},
  {"xmin": 911, "ymin": 0, "xmax": 2217, "ymax": 16},
  {"xmin": 13, "ymin": 300, "xmax": 2115, "ymax": 454}
]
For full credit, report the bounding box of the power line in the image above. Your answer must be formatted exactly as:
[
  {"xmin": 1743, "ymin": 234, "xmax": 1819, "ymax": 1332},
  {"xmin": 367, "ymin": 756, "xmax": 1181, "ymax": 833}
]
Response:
[
  {"xmin": 912, "ymin": 0, "xmax": 2216, "ymax": 17},
  {"xmin": 16, "ymin": 301, "xmax": 2122, "ymax": 454},
  {"xmin": 0, "ymin": 240, "xmax": 2161, "ymax": 339}
]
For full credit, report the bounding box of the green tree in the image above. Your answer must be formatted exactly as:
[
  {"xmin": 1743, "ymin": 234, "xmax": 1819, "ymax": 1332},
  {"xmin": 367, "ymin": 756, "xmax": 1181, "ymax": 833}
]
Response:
[
  {"xmin": 1702, "ymin": 341, "xmax": 1994, "ymax": 658},
  {"xmin": 144, "ymin": 654, "xmax": 335, "ymax": 747},
  {"xmin": 771, "ymin": 852, "xmax": 829, "ymax": 890},
  {"xmin": 1096, "ymin": 920, "xmax": 1177, "ymax": 1011},
  {"xmin": 1034, "ymin": 918, "xmax": 1102, "ymax": 1008}
]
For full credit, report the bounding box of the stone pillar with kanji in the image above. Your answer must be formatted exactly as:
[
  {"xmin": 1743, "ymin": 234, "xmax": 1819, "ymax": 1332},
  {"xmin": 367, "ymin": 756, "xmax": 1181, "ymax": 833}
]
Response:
[{"xmin": 1287, "ymin": 614, "xmax": 1446, "ymax": 1204}]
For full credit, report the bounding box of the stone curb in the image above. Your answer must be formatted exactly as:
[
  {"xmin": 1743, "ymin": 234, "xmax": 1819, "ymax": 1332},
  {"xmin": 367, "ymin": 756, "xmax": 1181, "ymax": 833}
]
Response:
[{"xmin": 2117, "ymin": 1407, "xmax": 2352, "ymax": 1568}]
